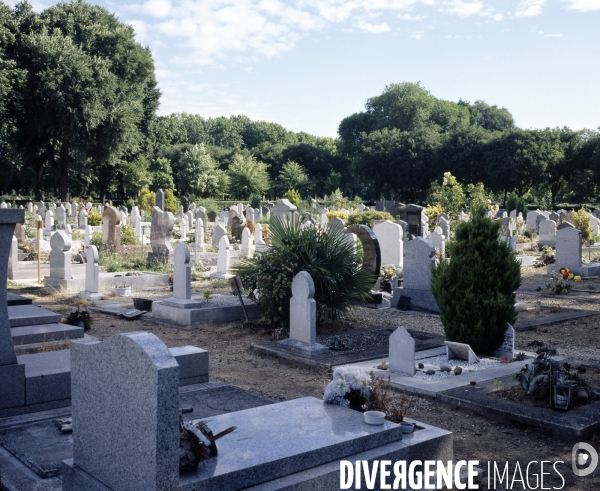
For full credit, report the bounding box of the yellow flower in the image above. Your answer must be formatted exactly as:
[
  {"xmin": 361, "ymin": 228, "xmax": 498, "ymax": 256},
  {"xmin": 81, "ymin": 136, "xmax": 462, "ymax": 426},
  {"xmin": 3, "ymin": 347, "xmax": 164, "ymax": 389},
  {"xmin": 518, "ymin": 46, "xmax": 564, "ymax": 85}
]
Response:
[
  {"xmin": 568, "ymin": 273, "xmax": 574, "ymax": 280},
  {"xmin": 574, "ymin": 276, "xmax": 581, "ymax": 281}
]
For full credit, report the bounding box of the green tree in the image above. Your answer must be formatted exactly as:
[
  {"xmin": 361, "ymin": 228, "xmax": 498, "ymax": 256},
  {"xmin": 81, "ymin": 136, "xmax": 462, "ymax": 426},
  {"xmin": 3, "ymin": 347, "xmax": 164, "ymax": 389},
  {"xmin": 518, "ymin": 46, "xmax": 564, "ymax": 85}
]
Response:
[
  {"xmin": 121, "ymin": 156, "xmax": 152, "ymax": 197},
  {"xmin": 431, "ymin": 207, "xmax": 521, "ymax": 354},
  {"xmin": 277, "ymin": 160, "xmax": 310, "ymax": 194},
  {"xmin": 282, "ymin": 189, "xmax": 301, "ymax": 207},
  {"xmin": 227, "ymin": 153, "xmax": 270, "ymax": 199},
  {"xmin": 466, "ymin": 100, "xmax": 515, "ymax": 131},
  {"xmin": 11, "ymin": 0, "xmax": 159, "ymax": 201},
  {"xmin": 176, "ymin": 144, "xmax": 228, "ymax": 198},
  {"xmin": 150, "ymin": 157, "xmax": 175, "ymax": 191},
  {"xmin": 572, "ymin": 209, "xmax": 593, "ymax": 244}
]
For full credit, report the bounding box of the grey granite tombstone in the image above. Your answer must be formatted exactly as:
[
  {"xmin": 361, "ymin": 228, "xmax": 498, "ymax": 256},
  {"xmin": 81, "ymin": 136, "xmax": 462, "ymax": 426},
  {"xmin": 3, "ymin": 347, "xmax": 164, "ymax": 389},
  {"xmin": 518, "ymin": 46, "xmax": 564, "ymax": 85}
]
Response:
[
  {"xmin": 347, "ymin": 224, "xmax": 381, "ymax": 285},
  {"xmin": 162, "ymin": 243, "xmax": 203, "ymax": 308},
  {"xmin": 445, "ymin": 341, "xmax": 479, "ymax": 363},
  {"xmin": 493, "ymin": 324, "xmax": 514, "ymax": 361},
  {"xmin": 227, "ymin": 206, "xmax": 239, "ymax": 232},
  {"xmin": 396, "ymin": 220, "xmax": 409, "ymax": 242},
  {"xmin": 185, "ymin": 210, "xmax": 194, "ymax": 229},
  {"xmin": 557, "ymin": 221, "xmax": 574, "ymax": 231},
  {"xmin": 101, "ymin": 206, "xmax": 121, "ymax": 248},
  {"xmin": 403, "ymin": 237, "xmax": 435, "ymax": 291},
  {"xmin": 64, "ymin": 332, "xmax": 179, "ymax": 491},
  {"xmin": 373, "ymin": 220, "xmax": 403, "ymax": 268},
  {"xmin": 156, "ymin": 188, "xmax": 165, "ymax": 211},
  {"xmin": 555, "ymin": 226, "xmax": 582, "ymax": 271},
  {"xmin": 49, "ymin": 230, "xmax": 71, "ymax": 280},
  {"xmin": 44, "ymin": 209, "xmax": 54, "ymax": 234},
  {"xmin": 536, "ymin": 214, "xmax": 547, "ymax": 231},
  {"xmin": 271, "ymin": 199, "xmax": 297, "ymax": 220},
  {"xmin": 56, "ymin": 204, "xmax": 67, "ymax": 226},
  {"xmin": 0, "ymin": 209, "xmax": 24, "ymax": 367},
  {"xmin": 389, "ymin": 327, "xmax": 415, "ymax": 375},
  {"xmin": 328, "ymin": 216, "xmax": 345, "ymax": 230},
  {"xmin": 549, "ymin": 212, "xmax": 559, "ymax": 223},
  {"xmin": 212, "ymin": 223, "xmax": 227, "ymax": 247},
  {"xmin": 538, "ymin": 219, "xmax": 557, "ymax": 247},
  {"xmin": 207, "ymin": 210, "xmax": 217, "ymax": 223},
  {"xmin": 148, "ymin": 206, "xmax": 174, "ymax": 264},
  {"xmin": 279, "ymin": 271, "xmax": 328, "ymax": 356},
  {"xmin": 78, "ymin": 208, "xmax": 87, "ymax": 229}
]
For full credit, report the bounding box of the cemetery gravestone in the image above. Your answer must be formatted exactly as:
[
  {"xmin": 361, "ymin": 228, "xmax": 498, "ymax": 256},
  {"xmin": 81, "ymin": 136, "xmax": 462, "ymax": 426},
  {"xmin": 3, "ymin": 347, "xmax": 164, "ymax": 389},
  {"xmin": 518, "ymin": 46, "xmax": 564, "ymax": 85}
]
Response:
[
  {"xmin": 156, "ymin": 189, "xmax": 165, "ymax": 211},
  {"xmin": 254, "ymin": 223, "xmax": 267, "ymax": 252},
  {"xmin": 207, "ymin": 211, "xmax": 217, "ymax": 223},
  {"xmin": 215, "ymin": 235, "xmax": 231, "ymax": 276},
  {"xmin": 427, "ymin": 227, "xmax": 445, "ymax": 258},
  {"xmin": 271, "ymin": 199, "xmax": 297, "ymax": 220},
  {"xmin": 212, "ymin": 223, "xmax": 227, "ymax": 247},
  {"xmin": 538, "ymin": 219, "xmax": 557, "ymax": 247},
  {"xmin": 148, "ymin": 206, "xmax": 174, "ymax": 264},
  {"xmin": 373, "ymin": 220, "xmax": 403, "ymax": 268},
  {"xmin": 289, "ymin": 271, "xmax": 317, "ymax": 345},
  {"xmin": 231, "ymin": 215, "xmax": 244, "ymax": 241},
  {"xmin": 445, "ymin": 341, "xmax": 479, "ymax": 364},
  {"xmin": 45, "ymin": 209, "xmax": 54, "ymax": 235},
  {"xmin": 163, "ymin": 242, "xmax": 202, "ymax": 308},
  {"xmin": 347, "ymin": 224, "xmax": 381, "ymax": 285},
  {"xmin": 101, "ymin": 206, "xmax": 121, "ymax": 248},
  {"xmin": 85, "ymin": 245, "xmax": 100, "ymax": 294},
  {"xmin": 389, "ymin": 327, "xmax": 416, "ymax": 376},
  {"xmin": 79, "ymin": 208, "xmax": 87, "ymax": 229},
  {"xmin": 49, "ymin": 231, "xmax": 72, "ymax": 280},
  {"xmin": 536, "ymin": 214, "xmax": 547, "ymax": 231},
  {"xmin": 241, "ymin": 227, "xmax": 253, "ymax": 255},
  {"xmin": 555, "ymin": 227, "xmax": 582, "ymax": 271},
  {"xmin": 64, "ymin": 332, "xmax": 179, "ymax": 491},
  {"xmin": 7, "ymin": 235, "xmax": 18, "ymax": 280},
  {"xmin": 557, "ymin": 221, "xmax": 574, "ymax": 231},
  {"xmin": 195, "ymin": 218, "xmax": 205, "ymax": 253},
  {"xmin": 493, "ymin": 324, "xmax": 515, "ymax": 361}
]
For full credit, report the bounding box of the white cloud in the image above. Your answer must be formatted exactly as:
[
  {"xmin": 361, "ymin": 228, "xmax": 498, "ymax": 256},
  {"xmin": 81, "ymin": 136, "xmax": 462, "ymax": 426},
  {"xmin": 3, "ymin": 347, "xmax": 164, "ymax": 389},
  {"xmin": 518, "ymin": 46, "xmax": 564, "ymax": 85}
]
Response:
[
  {"xmin": 398, "ymin": 13, "xmax": 426, "ymax": 20},
  {"xmin": 354, "ymin": 20, "xmax": 392, "ymax": 33},
  {"xmin": 441, "ymin": 1, "xmax": 502, "ymax": 20},
  {"xmin": 410, "ymin": 30, "xmax": 426, "ymax": 39},
  {"xmin": 515, "ymin": 0, "xmax": 546, "ymax": 18},
  {"xmin": 564, "ymin": 0, "xmax": 600, "ymax": 11}
]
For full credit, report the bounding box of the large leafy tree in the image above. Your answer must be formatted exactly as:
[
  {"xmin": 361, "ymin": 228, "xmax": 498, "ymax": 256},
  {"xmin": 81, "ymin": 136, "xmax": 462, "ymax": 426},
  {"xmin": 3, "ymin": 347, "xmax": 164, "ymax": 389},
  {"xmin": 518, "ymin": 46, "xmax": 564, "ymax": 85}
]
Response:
[
  {"xmin": 276, "ymin": 160, "xmax": 311, "ymax": 195},
  {"xmin": 176, "ymin": 144, "xmax": 228, "ymax": 198},
  {"xmin": 227, "ymin": 153, "xmax": 270, "ymax": 199},
  {"xmin": 10, "ymin": 0, "xmax": 159, "ymax": 201}
]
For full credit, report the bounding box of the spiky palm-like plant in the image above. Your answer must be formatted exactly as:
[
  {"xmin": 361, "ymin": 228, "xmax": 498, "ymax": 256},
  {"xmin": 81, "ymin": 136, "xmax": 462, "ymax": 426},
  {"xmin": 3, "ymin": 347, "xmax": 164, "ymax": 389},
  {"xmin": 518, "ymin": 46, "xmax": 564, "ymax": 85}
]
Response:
[{"xmin": 234, "ymin": 217, "xmax": 372, "ymax": 326}]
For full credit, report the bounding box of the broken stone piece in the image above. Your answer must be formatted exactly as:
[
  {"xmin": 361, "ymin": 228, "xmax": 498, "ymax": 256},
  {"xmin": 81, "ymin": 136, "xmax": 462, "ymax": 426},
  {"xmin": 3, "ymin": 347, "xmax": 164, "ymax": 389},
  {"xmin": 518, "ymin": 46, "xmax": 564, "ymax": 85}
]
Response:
[{"xmin": 454, "ymin": 366, "xmax": 463, "ymax": 375}]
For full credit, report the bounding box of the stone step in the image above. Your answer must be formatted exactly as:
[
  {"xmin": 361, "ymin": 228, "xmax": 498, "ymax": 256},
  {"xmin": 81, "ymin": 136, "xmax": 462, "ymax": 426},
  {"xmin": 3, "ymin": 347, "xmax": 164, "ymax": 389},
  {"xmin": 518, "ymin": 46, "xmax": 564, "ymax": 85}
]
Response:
[
  {"xmin": 11, "ymin": 323, "xmax": 84, "ymax": 346},
  {"xmin": 17, "ymin": 350, "xmax": 71, "ymax": 405},
  {"xmin": 7, "ymin": 293, "xmax": 32, "ymax": 306},
  {"xmin": 8, "ymin": 304, "xmax": 61, "ymax": 327}
]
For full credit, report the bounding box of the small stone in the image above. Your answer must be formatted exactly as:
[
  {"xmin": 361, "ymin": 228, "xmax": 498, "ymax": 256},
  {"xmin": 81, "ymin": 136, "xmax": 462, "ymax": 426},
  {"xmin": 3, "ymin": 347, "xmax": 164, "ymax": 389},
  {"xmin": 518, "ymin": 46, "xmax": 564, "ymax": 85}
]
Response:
[
  {"xmin": 425, "ymin": 369, "xmax": 435, "ymax": 375},
  {"xmin": 440, "ymin": 364, "xmax": 451, "ymax": 372},
  {"xmin": 454, "ymin": 366, "xmax": 463, "ymax": 375},
  {"xmin": 470, "ymin": 380, "xmax": 476, "ymax": 385},
  {"xmin": 418, "ymin": 363, "xmax": 424, "ymax": 369}
]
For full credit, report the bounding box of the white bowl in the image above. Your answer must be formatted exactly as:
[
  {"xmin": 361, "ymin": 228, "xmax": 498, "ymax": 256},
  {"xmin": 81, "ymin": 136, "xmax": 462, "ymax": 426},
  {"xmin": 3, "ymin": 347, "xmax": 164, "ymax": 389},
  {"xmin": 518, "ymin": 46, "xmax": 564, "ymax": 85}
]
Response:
[{"xmin": 364, "ymin": 411, "xmax": 386, "ymax": 425}]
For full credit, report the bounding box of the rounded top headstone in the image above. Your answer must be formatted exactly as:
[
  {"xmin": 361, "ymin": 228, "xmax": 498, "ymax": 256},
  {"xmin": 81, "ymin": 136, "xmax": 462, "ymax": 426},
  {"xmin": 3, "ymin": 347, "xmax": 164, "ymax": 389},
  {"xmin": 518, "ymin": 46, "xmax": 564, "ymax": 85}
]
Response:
[
  {"xmin": 50, "ymin": 230, "xmax": 71, "ymax": 251},
  {"xmin": 292, "ymin": 271, "xmax": 315, "ymax": 300},
  {"xmin": 218, "ymin": 235, "xmax": 230, "ymax": 250},
  {"xmin": 174, "ymin": 242, "xmax": 190, "ymax": 265}
]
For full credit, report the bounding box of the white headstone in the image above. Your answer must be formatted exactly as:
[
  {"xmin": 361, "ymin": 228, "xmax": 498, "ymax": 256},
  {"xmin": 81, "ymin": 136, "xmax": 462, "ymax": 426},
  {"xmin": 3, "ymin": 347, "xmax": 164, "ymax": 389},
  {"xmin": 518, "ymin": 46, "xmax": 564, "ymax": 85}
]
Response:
[
  {"xmin": 241, "ymin": 227, "xmax": 253, "ymax": 255},
  {"xmin": 8, "ymin": 235, "xmax": 18, "ymax": 280},
  {"xmin": 373, "ymin": 220, "xmax": 403, "ymax": 268},
  {"xmin": 173, "ymin": 242, "xmax": 192, "ymax": 300},
  {"xmin": 254, "ymin": 222, "xmax": 267, "ymax": 252},
  {"xmin": 445, "ymin": 341, "xmax": 479, "ymax": 364},
  {"xmin": 289, "ymin": 271, "xmax": 317, "ymax": 345},
  {"xmin": 195, "ymin": 218, "xmax": 205, "ymax": 253},
  {"xmin": 84, "ymin": 225, "xmax": 92, "ymax": 247},
  {"xmin": 389, "ymin": 327, "xmax": 415, "ymax": 375},
  {"xmin": 403, "ymin": 237, "xmax": 436, "ymax": 291},
  {"xmin": 85, "ymin": 245, "xmax": 99, "ymax": 293},
  {"xmin": 49, "ymin": 230, "xmax": 71, "ymax": 279},
  {"xmin": 216, "ymin": 235, "xmax": 230, "ymax": 275},
  {"xmin": 538, "ymin": 219, "xmax": 557, "ymax": 247},
  {"xmin": 212, "ymin": 223, "xmax": 227, "ymax": 246},
  {"xmin": 555, "ymin": 226, "xmax": 582, "ymax": 270}
]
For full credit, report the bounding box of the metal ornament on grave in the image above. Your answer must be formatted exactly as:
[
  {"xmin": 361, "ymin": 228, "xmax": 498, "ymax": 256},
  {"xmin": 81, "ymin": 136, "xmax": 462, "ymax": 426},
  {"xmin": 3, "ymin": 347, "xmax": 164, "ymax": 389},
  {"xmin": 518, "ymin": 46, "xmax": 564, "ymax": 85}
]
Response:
[{"xmin": 348, "ymin": 224, "xmax": 381, "ymax": 285}]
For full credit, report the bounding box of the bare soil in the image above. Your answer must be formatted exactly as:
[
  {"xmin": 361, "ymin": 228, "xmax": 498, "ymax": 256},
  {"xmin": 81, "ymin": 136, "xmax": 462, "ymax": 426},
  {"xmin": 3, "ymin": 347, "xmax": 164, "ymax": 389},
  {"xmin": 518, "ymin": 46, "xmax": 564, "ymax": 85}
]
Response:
[{"xmin": 10, "ymin": 270, "xmax": 600, "ymax": 490}]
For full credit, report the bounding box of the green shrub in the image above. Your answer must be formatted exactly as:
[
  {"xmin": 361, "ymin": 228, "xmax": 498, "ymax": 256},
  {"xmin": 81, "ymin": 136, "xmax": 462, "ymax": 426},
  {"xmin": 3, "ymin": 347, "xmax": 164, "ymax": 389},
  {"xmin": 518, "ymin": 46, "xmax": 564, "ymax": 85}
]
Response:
[
  {"xmin": 347, "ymin": 211, "xmax": 393, "ymax": 227},
  {"xmin": 283, "ymin": 189, "xmax": 301, "ymax": 208},
  {"xmin": 506, "ymin": 193, "xmax": 528, "ymax": 217},
  {"xmin": 87, "ymin": 210, "xmax": 102, "ymax": 226},
  {"xmin": 137, "ymin": 188, "xmax": 156, "ymax": 214},
  {"xmin": 91, "ymin": 231, "xmax": 102, "ymax": 248},
  {"xmin": 326, "ymin": 211, "xmax": 348, "ymax": 222},
  {"xmin": 250, "ymin": 195, "xmax": 262, "ymax": 209},
  {"xmin": 120, "ymin": 224, "xmax": 138, "ymax": 245},
  {"xmin": 164, "ymin": 189, "xmax": 177, "ymax": 213},
  {"xmin": 430, "ymin": 206, "xmax": 521, "ymax": 355},
  {"xmin": 572, "ymin": 209, "xmax": 593, "ymax": 244},
  {"xmin": 234, "ymin": 216, "xmax": 372, "ymax": 327},
  {"xmin": 196, "ymin": 198, "xmax": 220, "ymax": 214}
]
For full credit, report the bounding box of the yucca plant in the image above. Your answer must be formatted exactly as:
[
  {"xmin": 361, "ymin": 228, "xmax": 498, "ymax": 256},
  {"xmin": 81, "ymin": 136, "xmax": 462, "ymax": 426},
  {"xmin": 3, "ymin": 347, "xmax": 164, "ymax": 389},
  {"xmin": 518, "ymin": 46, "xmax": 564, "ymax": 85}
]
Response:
[{"xmin": 234, "ymin": 216, "xmax": 372, "ymax": 327}]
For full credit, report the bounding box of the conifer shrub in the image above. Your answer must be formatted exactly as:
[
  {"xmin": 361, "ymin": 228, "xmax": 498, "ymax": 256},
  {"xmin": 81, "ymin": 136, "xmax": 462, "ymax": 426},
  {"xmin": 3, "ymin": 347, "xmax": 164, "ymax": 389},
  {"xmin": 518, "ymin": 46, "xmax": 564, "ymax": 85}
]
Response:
[
  {"xmin": 283, "ymin": 189, "xmax": 301, "ymax": 208},
  {"xmin": 430, "ymin": 206, "xmax": 521, "ymax": 355},
  {"xmin": 87, "ymin": 209, "xmax": 102, "ymax": 226},
  {"xmin": 326, "ymin": 211, "xmax": 348, "ymax": 221},
  {"xmin": 347, "ymin": 211, "xmax": 394, "ymax": 227}
]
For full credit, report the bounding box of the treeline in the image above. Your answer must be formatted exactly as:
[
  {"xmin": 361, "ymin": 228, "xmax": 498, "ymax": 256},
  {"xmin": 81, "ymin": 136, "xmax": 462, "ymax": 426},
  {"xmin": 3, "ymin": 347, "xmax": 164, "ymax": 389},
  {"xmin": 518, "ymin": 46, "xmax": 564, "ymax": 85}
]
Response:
[{"xmin": 2, "ymin": 1, "xmax": 600, "ymax": 207}]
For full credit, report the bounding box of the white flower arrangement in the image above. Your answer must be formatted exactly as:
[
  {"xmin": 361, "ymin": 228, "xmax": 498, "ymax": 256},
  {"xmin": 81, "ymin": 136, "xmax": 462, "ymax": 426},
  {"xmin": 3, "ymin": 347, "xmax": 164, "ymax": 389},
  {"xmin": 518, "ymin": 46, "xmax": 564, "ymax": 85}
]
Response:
[{"xmin": 323, "ymin": 366, "xmax": 371, "ymax": 407}]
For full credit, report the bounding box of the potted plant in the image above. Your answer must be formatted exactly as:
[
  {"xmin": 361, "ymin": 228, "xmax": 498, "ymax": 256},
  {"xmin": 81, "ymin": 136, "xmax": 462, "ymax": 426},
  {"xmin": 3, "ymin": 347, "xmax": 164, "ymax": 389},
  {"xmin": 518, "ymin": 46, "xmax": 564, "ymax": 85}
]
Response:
[
  {"xmin": 65, "ymin": 307, "xmax": 92, "ymax": 331},
  {"xmin": 114, "ymin": 282, "xmax": 131, "ymax": 297},
  {"xmin": 380, "ymin": 263, "xmax": 402, "ymax": 293}
]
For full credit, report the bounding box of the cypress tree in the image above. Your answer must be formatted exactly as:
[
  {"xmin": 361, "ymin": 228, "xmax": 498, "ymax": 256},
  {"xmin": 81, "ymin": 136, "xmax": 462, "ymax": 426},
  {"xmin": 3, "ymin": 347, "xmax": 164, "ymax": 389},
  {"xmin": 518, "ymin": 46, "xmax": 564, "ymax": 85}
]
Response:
[{"xmin": 431, "ymin": 206, "xmax": 521, "ymax": 354}]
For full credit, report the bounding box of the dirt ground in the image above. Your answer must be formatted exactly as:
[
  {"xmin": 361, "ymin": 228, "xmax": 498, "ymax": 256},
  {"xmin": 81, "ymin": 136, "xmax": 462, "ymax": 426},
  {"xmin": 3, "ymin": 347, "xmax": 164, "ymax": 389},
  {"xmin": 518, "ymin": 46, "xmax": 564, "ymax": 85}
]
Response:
[{"xmin": 9, "ymin": 268, "xmax": 600, "ymax": 490}]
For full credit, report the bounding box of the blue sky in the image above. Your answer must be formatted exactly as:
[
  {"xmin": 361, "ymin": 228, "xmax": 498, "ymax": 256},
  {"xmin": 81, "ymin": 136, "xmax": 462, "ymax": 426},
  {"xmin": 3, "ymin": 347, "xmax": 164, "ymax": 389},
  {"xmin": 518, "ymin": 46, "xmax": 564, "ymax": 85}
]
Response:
[{"xmin": 16, "ymin": 1, "xmax": 600, "ymax": 137}]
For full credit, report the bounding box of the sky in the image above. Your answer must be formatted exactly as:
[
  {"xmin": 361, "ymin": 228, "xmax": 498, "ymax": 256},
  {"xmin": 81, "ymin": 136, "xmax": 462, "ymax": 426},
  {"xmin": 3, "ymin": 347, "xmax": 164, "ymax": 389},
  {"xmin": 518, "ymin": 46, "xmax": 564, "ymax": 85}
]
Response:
[{"xmin": 14, "ymin": 0, "xmax": 600, "ymax": 137}]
